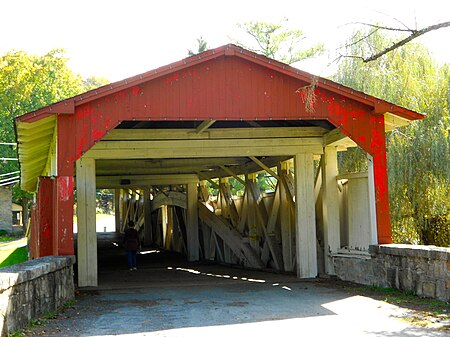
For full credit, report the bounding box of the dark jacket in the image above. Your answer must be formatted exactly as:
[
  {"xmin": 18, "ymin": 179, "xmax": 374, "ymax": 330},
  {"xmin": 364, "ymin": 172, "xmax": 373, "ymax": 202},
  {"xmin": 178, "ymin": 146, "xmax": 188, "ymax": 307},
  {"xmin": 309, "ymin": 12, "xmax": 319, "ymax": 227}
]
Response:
[{"xmin": 123, "ymin": 227, "xmax": 140, "ymax": 251}]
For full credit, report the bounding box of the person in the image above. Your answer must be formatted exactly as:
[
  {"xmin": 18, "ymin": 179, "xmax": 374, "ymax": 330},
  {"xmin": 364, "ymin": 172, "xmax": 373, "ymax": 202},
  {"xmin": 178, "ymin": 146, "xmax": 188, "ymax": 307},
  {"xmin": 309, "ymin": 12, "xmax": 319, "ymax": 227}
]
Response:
[{"xmin": 123, "ymin": 221, "xmax": 140, "ymax": 271}]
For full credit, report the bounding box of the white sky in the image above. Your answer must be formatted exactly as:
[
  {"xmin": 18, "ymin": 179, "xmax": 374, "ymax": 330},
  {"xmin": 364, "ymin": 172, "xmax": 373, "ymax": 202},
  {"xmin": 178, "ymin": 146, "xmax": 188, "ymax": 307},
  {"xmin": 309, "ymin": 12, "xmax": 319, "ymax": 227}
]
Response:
[{"xmin": 1, "ymin": 0, "xmax": 449, "ymax": 82}]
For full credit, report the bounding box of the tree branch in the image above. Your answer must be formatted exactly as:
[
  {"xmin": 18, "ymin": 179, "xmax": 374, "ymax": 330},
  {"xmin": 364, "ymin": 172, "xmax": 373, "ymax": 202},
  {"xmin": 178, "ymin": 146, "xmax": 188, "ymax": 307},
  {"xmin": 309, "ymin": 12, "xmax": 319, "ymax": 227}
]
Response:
[{"xmin": 362, "ymin": 21, "xmax": 450, "ymax": 62}]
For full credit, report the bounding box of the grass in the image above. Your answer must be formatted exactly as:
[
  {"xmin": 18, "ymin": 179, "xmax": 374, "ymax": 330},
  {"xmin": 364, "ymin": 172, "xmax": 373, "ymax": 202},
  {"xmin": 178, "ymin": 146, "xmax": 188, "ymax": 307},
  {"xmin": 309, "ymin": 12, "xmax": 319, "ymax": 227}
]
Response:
[
  {"xmin": 0, "ymin": 232, "xmax": 28, "ymax": 268},
  {"xmin": 0, "ymin": 246, "xmax": 28, "ymax": 268}
]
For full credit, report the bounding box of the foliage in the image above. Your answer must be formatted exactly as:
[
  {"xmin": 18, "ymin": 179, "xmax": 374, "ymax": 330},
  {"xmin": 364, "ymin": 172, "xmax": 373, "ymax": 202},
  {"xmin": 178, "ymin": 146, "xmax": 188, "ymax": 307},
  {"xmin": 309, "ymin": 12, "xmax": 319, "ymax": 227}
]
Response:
[
  {"xmin": 0, "ymin": 49, "xmax": 108, "ymax": 212},
  {"xmin": 234, "ymin": 19, "xmax": 324, "ymax": 64},
  {"xmin": 188, "ymin": 37, "xmax": 209, "ymax": 56},
  {"xmin": 96, "ymin": 189, "xmax": 114, "ymax": 214},
  {"xmin": 82, "ymin": 76, "xmax": 110, "ymax": 91},
  {"xmin": 334, "ymin": 28, "xmax": 450, "ymax": 246}
]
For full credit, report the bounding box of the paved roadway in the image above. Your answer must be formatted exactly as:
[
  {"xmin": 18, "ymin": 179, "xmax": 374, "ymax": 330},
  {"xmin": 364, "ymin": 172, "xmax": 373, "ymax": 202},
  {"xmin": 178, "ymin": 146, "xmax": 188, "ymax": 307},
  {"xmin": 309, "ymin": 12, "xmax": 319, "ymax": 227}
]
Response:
[{"xmin": 24, "ymin": 233, "xmax": 448, "ymax": 337}]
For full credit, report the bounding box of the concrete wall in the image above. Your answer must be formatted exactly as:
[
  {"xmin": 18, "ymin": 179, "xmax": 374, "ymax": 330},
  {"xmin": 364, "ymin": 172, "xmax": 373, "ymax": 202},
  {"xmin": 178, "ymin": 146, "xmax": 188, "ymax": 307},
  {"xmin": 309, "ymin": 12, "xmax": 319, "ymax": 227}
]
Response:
[
  {"xmin": 0, "ymin": 187, "xmax": 12, "ymax": 232},
  {"xmin": 334, "ymin": 244, "xmax": 450, "ymax": 301},
  {"xmin": 0, "ymin": 256, "xmax": 75, "ymax": 336}
]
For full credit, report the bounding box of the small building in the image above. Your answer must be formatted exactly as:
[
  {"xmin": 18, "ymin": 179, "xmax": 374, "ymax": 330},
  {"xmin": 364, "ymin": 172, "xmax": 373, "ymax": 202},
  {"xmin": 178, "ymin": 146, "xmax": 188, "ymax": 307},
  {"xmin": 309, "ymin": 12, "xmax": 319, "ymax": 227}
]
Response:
[
  {"xmin": 0, "ymin": 186, "xmax": 12, "ymax": 232},
  {"xmin": 15, "ymin": 45, "xmax": 423, "ymax": 287},
  {"xmin": 12, "ymin": 203, "xmax": 23, "ymax": 227}
]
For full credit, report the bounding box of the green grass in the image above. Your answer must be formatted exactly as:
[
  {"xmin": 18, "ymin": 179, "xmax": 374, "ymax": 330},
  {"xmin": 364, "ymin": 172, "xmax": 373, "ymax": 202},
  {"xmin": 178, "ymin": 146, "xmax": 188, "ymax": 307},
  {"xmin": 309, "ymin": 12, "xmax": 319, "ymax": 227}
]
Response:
[
  {"xmin": 0, "ymin": 246, "xmax": 28, "ymax": 268},
  {"xmin": 0, "ymin": 236, "xmax": 17, "ymax": 242},
  {"xmin": 0, "ymin": 236, "xmax": 28, "ymax": 268}
]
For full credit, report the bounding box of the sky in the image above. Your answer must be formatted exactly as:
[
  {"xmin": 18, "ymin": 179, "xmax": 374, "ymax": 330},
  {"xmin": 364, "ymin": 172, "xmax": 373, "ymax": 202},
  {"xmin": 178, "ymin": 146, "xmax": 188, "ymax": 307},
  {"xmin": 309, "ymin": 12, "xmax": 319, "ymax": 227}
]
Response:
[{"xmin": 1, "ymin": 0, "xmax": 449, "ymax": 82}]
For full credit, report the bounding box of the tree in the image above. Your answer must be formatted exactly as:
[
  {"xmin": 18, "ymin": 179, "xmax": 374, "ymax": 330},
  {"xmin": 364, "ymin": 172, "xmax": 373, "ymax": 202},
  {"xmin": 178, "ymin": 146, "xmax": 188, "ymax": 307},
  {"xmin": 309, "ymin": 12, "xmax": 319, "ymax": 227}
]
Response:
[
  {"xmin": 83, "ymin": 76, "xmax": 110, "ymax": 91},
  {"xmin": 0, "ymin": 49, "xmax": 103, "ymax": 230},
  {"xmin": 234, "ymin": 19, "xmax": 324, "ymax": 64},
  {"xmin": 339, "ymin": 21, "xmax": 450, "ymax": 62},
  {"xmin": 188, "ymin": 37, "xmax": 209, "ymax": 56},
  {"xmin": 334, "ymin": 28, "xmax": 450, "ymax": 246}
]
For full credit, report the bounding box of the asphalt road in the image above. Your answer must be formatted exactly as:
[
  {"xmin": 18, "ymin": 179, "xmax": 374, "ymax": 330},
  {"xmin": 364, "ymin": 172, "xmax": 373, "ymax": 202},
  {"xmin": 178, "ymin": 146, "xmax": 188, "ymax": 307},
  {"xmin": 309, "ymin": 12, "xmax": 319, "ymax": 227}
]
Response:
[{"xmin": 21, "ymin": 233, "xmax": 448, "ymax": 337}]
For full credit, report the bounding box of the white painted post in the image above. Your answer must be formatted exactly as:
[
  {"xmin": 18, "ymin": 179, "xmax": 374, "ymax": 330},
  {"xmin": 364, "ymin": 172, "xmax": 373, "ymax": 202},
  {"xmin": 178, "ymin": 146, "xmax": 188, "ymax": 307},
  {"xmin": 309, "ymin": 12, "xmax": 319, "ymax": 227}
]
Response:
[
  {"xmin": 114, "ymin": 189, "xmax": 121, "ymax": 233},
  {"xmin": 279, "ymin": 161, "xmax": 294, "ymax": 272},
  {"xmin": 186, "ymin": 182, "xmax": 199, "ymax": 261},
  {"xmin": 294, "ymin": 153, "xmax": 317, "ymax": 278},
  {"xmin": 322, "ymin": 146, "xmax": 340, "ymax": 275},
  {"xmin": 143, "ymin": 188, "xmax": 153, "ymax": 246},
  {"xmin": 367, "ymin": 154, "xmax": 378, "ymax": 245},
  {"xmin": 76, "ymin": 157, "xmax": 97, "ymax": 287}
]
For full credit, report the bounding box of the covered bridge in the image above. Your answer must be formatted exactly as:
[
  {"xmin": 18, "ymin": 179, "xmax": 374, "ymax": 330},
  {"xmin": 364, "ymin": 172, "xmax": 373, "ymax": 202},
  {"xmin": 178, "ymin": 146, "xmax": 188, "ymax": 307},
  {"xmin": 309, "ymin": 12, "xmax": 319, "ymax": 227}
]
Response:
[{"xmin": 15, "ymin": 44, "xmax": 423, "ymax": 287}]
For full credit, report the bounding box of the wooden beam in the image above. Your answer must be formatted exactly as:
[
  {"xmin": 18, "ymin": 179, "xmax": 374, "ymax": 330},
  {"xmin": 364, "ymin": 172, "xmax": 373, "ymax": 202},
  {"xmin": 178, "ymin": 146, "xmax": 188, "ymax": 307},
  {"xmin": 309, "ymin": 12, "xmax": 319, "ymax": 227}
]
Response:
[
  {"xmin": 279, "ymin": 162, "xmax": 294, "ymax": 272},
  {"xmin": 294, "ymin": 153, "xmax": 317, "ymax": 278},
  {"xmin": 76, "ymin": 157, "xmax": 97, "ymax": 287},
  {"xmin": 103, "ymin": 127, "xmax": 328, "ymax": 141},
  {"xmin": 219, "ymin": 166, "xmax": 246, "ymax": 185},
  {"xmin": 96, "ymin": 174, "xmax": 199, "ymax": 188},
  {"xmin": 322, "ymin": 146, "xmax": 340, "ymax": 275},
  {"xmin": 323, "ymin": 128, "xmax": 357, "ymax": 148},
  {"xmin": 186, "ymin": 182, "xmax": 199, "ymax": 261},
  {"xmin": 115, "ymin": 189, "xmax": 122, "ymax": 232},
  {"xmin": 143, "ymin": 188, "xmax": 153, "ymax": 245},
  {"xmin": 367, "ymin": 154, "xmax": 378, "ymax": 245},
  {"xmin": 196, "ymin": 120, "xmax": 216, "ymax": 134},
  {"xmin": 85, "ymin": 145, "xmax": 324, "ymax": 159},
  {"xmin": 198, "ymin": 202, "xmax": 264, "ymax": 269},
  {"xmin": 249, "ymin": 156, "xmax": 279, "ymax": 180},
  {"xmin": 90, "ymin": 138, "xmax": 323, "ymax": 150},
  {"xmin": 198, "ymin": 175, "xmax": 220, "ymax": 190}
]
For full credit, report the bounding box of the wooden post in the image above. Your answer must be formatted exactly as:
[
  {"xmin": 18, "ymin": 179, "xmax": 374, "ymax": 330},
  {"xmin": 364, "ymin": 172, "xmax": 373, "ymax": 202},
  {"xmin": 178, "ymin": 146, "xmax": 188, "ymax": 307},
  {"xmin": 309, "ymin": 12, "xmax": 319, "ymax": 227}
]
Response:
[
  {"xmin": 143, "ymin": 188, "xmax": 153, "ymax": 246},
  {"xmin": 246, "ymin": 174, "xmax": 259, "ymax": 253},
  {"xmin": 279, "ymin": 162, "xmax": 294, "ymax": 272},
  {"xmin": 322, "ymin": 146, "xmax": 340, "ymax": 275},
  {"xmin": 367, "ymin": 154, "xmax": 378, "ymax": 245},
  {"xmin": 35, "ymin": 177, "xmax": 54, "ymax": 257},
  {"xmin": 114, "ymin": 189, "xmax": 121, "ymax": 233},
  {"xmin": 76, "ymin": 157, "xmax": 97, "ymax": 287},
  {"xmin": 53, "ymin": 176, "xmax": 75, "ymax": 256},
  {"xmin": 186, "ymin": 182, "xmax": 199, "ymax": 261},
  {"xmin": 294, "ymin": 153, "xmax": 317, "ymax": 278},
  {"xmin": 371, "ymin": 116, "xmax": 392, "ymax": 244}
]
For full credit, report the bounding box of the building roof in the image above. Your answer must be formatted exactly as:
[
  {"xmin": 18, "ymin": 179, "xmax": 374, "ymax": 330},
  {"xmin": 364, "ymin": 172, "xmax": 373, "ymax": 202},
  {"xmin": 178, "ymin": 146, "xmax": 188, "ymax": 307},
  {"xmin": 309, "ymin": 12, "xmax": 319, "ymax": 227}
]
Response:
[{"xmin": 15, "ymin": 44, "xmax": 424, "ymax": 192}]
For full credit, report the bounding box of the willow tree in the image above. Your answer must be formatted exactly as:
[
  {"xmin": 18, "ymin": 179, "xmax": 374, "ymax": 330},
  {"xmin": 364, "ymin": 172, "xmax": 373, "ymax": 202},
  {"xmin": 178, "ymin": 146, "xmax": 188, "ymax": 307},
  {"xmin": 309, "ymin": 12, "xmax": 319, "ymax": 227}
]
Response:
[
  {"xmin": 234, "ymin": 19, "xmax": 324, "ymax": 64},
  {"xmin": 334, "ymin": 29, "xmax": 450, "ymax": 246}
]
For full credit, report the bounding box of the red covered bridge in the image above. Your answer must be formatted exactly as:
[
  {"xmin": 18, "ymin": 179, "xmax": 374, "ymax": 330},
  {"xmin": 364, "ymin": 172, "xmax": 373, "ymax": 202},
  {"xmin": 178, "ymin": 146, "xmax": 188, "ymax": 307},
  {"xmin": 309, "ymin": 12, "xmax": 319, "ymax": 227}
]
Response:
[{"xmin": 15, "ymin": 44, "xmax": 423, "ymax": 286}]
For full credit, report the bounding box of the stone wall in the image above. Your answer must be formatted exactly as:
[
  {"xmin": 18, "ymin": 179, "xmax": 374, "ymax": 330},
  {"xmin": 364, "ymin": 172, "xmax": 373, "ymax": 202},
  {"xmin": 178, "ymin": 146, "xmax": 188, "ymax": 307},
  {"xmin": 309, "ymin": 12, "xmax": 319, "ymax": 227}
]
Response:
[
  {"xmin": 0, "ymin": 256, "xmax": 75, "ymax": 336},
  {"xmin": 334, "ymin": 244, "xmax": 450, "ymax": 302},
  {"xmin": 0, "ymin": 187, "xmax": 12, "ymax": 232}
]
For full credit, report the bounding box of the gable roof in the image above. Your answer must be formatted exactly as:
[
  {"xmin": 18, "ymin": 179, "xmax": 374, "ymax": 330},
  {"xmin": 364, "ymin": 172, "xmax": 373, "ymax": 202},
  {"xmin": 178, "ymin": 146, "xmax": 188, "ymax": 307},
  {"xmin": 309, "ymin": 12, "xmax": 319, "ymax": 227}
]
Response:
[
  {"xmin": 16, "ymin": 44, "xmax": 423, "ymax": 123},
  {"xmin": 15, "ymin": 44, "xmax": 424, "ymax": 192}
]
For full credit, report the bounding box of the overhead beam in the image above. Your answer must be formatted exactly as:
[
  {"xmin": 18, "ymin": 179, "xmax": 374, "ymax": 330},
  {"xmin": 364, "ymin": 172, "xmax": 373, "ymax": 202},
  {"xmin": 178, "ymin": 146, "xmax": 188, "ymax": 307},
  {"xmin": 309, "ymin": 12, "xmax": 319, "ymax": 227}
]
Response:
[
  {"xmin": 198, "ymin": 174, "xmax": 220, "ymax": 189},
  {"xmin": 103, "ymin": 127, "xmax": 328, "ymax": 141},
  {"xmin": 91, "ymin": 138, "xmax": 322, "ymax": 150},
  {"xmin": 196, "ymin": 120, "xmax": 216, "ymax": 134},
  {"xmin": 85, "ymin": 145, "xmax": 323, "ymax": 159},
  {"xmin": 249, "ymin": 156, "xmax": 279, "ymax": 180},
  {"xmin": 219, "ymin": 166, "xmax": 246, "ymax": 185},
  {"xmin": 95, "ymin": 174, "xmax": 199, "ymax": 188},
  {"xmin": 323, "ymin": 128, "xmax": 357, "ymax": 148}
]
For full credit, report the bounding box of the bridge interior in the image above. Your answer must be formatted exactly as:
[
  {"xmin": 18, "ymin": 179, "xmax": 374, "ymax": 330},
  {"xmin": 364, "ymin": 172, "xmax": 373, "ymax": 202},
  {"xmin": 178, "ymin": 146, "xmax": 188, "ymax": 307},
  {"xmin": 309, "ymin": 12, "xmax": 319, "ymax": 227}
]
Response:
[
  {"xmin": 74, "ymin": 118, "xmax": 366, "ymax": 287},
  {"xmin": 91, "ymin": 231, "xmax": 290, "ymax": 290}
]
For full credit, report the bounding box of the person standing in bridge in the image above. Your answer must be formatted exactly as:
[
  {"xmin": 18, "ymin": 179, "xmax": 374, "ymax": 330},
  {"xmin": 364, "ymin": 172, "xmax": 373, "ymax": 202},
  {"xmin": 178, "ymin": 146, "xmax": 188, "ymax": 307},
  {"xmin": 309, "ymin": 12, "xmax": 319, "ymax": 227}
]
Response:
[{"xmin": 123, "ymin": 221, "xmax": 140, "ymax": 271}]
